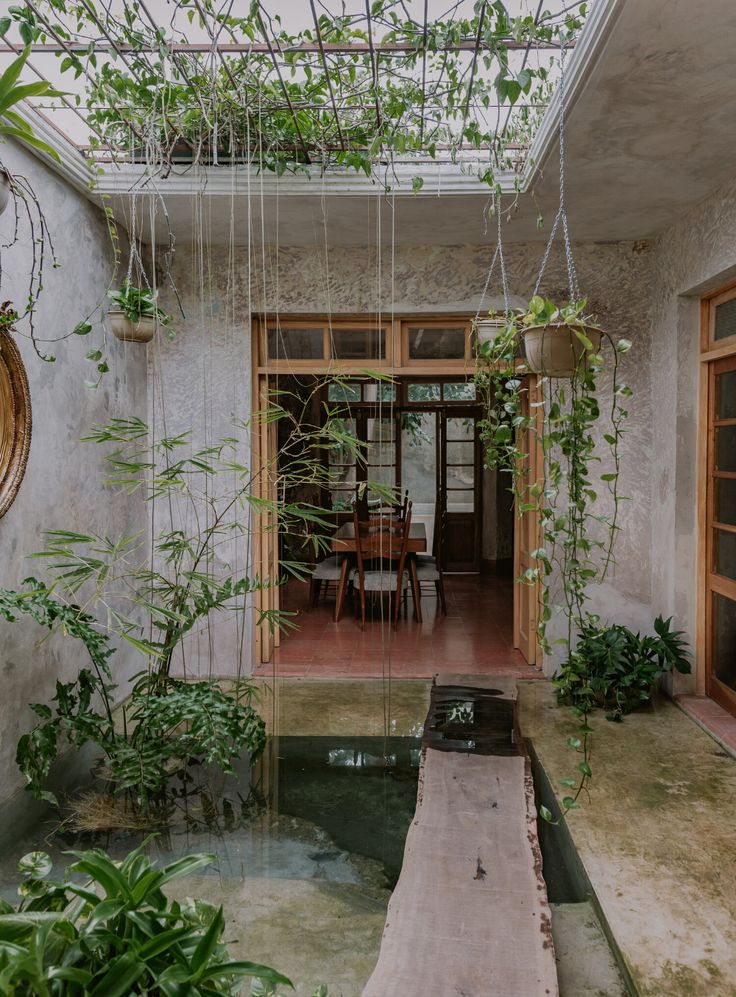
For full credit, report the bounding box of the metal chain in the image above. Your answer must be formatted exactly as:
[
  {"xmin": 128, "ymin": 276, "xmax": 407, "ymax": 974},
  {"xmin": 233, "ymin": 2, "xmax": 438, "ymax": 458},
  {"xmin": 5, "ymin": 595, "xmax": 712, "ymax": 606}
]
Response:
[
  {"xmin": 533, "ymin": 35, "xmax": 580, "ymax": 301},
  {"xmin": 475, "ymin": 190, "xmax": 511, "ymax": 320}
]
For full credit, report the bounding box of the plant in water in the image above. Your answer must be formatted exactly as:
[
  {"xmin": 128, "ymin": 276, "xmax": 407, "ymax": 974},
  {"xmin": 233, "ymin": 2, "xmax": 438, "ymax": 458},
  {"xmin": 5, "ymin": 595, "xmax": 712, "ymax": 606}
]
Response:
[
  {"xmin": 8, "ymin": 380, "xmax": 374, "ymax": 810},
  {"xmin": 553, "ymin": 615, "xmax": 691, "ymax": 721},
  {"xmin": 0, "ymin": 844, "xmax": 293, "ymax": 995}
]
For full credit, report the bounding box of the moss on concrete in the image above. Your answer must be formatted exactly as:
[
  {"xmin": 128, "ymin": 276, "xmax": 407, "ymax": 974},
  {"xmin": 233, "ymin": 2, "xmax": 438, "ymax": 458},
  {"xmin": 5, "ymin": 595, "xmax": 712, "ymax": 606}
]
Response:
[{"xmin": 519, "ymin": 682, "xmax": 736, "ymax": 996}]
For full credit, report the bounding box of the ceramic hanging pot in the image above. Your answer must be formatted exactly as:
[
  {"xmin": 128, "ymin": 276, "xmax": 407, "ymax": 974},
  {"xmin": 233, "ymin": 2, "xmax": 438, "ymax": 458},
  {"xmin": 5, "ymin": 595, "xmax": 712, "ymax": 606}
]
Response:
[
  {"xmin": 0, "ymin": 170, "xmax": 13, "ymax": 217},
  {"xmin": 473, "ymin": 319, "xmax": 506, "ymax": 344},
  {"xmin": 522, "ymin": 323, "xmax": 602, "ymax": 378},
  {"xmin": 108, "ymin": 310, "xmax": 156, "ymax": 344}
]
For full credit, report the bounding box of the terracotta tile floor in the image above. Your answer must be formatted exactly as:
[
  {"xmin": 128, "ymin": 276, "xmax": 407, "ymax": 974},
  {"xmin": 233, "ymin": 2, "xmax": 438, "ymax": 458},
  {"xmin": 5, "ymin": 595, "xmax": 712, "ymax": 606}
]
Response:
[
  {"xmin": 675, "ymin": 694, "xmax": 736, "ymax": 755},
  {"xmin": 252, "ymin": 575, "xmax": 543, "ymax": 680}
]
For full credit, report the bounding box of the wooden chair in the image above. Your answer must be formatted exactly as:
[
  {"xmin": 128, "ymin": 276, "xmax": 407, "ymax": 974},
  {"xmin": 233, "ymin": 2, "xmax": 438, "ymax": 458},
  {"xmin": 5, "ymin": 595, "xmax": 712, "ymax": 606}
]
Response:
[
  {"xmin": 353, "ymin": 502, "xmax": 413, "ymax": 629},
  {"xmin": 414, "ymin": 502, "xmax": 447, "ymax": 614},
  {"xmin": 304, "ymin": 518, "xmax": 351, "ymax": 610}
]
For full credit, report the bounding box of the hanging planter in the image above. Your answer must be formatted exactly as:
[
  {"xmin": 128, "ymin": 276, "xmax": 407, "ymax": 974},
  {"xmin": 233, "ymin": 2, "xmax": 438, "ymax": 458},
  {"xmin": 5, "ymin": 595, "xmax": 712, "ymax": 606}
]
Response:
[
  {"xmin": 515, "ymin": 297, "xmax": 603, "ymax": 378},
  {"xmin": 523, "ymin": 322, "xmax": 603, "ymax": 378},
  {"xmin": 473, "ymin": 318, "xmax": 506, "ymax": 344},
  {"xmin": 107, "ymin": 310, "xmax": 156, "ymax": 343},
  {"xmin": 107, "ymin": 282, "xmax": 172, "ymax": 345}
]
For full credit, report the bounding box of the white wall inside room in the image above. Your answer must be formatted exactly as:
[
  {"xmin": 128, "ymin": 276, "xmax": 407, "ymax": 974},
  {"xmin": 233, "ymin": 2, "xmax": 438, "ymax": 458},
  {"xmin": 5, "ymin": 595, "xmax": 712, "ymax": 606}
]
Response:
[
  {"xmin": 0, "ymin": 142, "xmax": 147, "ymax": 806},
  {"xmin": 154, "ymin": 232, "xmax": 654, "ymax": 678}
]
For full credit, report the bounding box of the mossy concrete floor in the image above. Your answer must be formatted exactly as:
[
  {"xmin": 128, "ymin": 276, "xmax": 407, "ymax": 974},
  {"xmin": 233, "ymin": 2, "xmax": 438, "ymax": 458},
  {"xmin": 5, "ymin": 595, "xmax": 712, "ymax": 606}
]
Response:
[
  {"xmin": 518, "ymin": 682, "xmax": 736, "ymax": 996},
  {"xmin": 250, "ymin": 677, "xmax": 431, "ymax": 738},
  {"xmin": 166, "ymin": 876, "xmax": 389, "ymax": 997}
]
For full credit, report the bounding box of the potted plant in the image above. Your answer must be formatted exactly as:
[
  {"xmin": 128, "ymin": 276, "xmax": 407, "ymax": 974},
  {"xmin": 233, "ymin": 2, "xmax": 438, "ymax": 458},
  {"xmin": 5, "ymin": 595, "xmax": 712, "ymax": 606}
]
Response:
[
  {"xmin": 0, "ymin": 46, "xmax": 66, "ymax": 215},
  {"xmin": 474, "ymin": 297, "xmax": 603, "ymax": 377},
  {"xmin": 107, "ymin": 281, "xmax": 171, "ymax": 343},
  {"xmin": 518, "ymin": 296, "xmax": 603, "ymax": 377}
]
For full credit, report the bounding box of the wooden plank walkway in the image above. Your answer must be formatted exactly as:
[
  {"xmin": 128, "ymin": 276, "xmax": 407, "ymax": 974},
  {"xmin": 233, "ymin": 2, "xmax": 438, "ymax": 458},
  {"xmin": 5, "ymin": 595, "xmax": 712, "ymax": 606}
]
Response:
[{"xmin": 363, "ymin": 677, "xmax": 558, "ymax": 997}]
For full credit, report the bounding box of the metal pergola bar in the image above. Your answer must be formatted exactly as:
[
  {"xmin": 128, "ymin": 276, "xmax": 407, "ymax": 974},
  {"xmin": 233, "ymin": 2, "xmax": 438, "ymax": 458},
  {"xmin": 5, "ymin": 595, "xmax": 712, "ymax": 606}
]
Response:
[{"xmin": 0, "ymin": 40, "xmax": 574, "ymax": 55}]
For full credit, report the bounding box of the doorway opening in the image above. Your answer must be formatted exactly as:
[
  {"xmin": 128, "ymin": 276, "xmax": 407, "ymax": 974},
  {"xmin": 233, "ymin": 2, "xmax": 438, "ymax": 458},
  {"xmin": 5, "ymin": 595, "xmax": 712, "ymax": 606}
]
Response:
[{"xmin": 251, "ymin": 318, "xmax": 541, "ymax": 677}]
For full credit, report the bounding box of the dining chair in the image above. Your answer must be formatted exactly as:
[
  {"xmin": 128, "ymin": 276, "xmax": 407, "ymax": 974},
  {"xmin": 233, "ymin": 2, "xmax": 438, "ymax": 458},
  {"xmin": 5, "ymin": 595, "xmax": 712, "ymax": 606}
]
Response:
[
  {"xmin": 352, "ymin": 501, "xmax": 413, "ymax": 629},
  {"xmin": 414, "ymin": 502, "xmax": 447, "ymax": 614}
]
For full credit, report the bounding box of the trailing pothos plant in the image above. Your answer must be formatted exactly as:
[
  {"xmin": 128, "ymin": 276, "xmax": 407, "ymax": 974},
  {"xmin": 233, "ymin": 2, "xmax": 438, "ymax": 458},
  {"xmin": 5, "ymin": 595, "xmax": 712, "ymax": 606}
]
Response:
[
  {"xmin": 475, "ymin": 295, "xmax": 632, "ymax": 821},
  {"xmin": 0, "ymin": 844, "xmax": 294, "ymax": 995}
]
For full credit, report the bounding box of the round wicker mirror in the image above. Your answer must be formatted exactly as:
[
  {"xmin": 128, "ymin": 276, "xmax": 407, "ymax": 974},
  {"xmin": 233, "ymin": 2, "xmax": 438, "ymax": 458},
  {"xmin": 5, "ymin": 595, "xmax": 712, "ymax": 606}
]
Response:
[{"xmin": 0, "ymin": 330, "xmax": 31, "ymax": 519}]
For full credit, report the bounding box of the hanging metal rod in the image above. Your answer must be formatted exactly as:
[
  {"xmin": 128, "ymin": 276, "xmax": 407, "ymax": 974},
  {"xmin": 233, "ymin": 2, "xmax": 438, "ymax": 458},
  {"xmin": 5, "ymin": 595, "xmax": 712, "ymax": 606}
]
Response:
[{"xmin": 0, "ymin": 40, "xmax": 574, "ymax": 55}]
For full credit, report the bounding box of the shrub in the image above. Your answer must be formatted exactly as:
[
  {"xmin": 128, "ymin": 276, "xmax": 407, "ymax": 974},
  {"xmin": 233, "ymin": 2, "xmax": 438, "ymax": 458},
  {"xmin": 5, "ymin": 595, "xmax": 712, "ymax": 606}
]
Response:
[
  {"xmin": 0, "ymin": 845, "xmax": 292, "ymax": 996},
  {"xmin": 554, "ymin": 615, "xmax": 691, "ymax": 721}
]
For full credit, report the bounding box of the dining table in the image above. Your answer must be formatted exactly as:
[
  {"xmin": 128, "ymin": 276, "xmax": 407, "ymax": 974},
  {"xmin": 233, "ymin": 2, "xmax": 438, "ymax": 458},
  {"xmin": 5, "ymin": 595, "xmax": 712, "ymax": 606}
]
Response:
[{"xmin": 330, "ymin": 520, "xmax": 427, "ymax": 623}]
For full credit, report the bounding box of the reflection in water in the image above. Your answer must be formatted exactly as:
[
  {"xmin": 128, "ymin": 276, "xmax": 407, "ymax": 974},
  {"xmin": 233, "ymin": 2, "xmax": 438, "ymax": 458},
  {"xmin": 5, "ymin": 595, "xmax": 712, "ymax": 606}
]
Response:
[{"xmin": 0, "ymin": 736, "xmax": 421, "ymax": 899}]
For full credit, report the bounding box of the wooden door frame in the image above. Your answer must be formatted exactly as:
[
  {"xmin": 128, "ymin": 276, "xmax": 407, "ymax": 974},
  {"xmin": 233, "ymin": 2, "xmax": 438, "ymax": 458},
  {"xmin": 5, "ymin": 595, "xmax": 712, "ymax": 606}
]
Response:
[
  {"xmin": 699, "ymin": 284, "xmax": 736, "ymax": 712},
  {"xmin": 512, "ymin": 374, "xmax": 543, "ymax": 667},
  {"xmin": 250, "ymin": 317, "xmax": 541, "ymax": 666}
]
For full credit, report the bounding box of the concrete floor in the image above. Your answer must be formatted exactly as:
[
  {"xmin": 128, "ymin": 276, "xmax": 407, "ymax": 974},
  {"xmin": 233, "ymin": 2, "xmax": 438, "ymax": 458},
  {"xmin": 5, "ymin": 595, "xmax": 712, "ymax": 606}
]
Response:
[{"xmin": 519, "ymin": 681, "xmax": 736, "ymax": 996}]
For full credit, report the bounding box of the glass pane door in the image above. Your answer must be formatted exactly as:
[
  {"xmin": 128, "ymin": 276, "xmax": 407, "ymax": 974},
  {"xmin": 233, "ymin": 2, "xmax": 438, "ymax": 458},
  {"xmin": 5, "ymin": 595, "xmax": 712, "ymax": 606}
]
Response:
[{"xmin": 707, "ymin": 355, "xmax": 736, "ymax": 710}]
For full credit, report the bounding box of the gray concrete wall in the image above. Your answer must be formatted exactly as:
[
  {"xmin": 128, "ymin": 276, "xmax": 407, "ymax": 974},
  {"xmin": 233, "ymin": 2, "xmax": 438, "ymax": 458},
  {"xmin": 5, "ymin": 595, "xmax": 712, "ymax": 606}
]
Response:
[
  {"xmin": 155, "ymin": 238, "xmax": 654, "ymax": 677},
  {"xmin": 0, "ymin": 142, "xmax": 147, "ymax": 804},
  {"xmin": 648, "ymin": 175, "xmax": 736, "ymax": 695}
]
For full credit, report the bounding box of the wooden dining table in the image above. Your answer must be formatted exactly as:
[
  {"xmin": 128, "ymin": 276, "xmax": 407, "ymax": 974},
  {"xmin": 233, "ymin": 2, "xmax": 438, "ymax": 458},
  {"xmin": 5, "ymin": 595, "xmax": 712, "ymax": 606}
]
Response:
[{"xmin": 330, "ymin": 521, "xmax": 427, "ymax": 623}]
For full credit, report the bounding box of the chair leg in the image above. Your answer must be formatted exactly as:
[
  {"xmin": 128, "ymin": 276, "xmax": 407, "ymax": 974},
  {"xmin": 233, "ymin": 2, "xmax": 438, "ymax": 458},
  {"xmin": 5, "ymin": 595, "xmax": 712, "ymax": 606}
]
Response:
[
  {"xmin": 310, "ymin": 579, "xmax": 318, "ymax": 609},
  {"xmin": 436, "ymin": 574, "xmax": 448, "ymax": 615}
]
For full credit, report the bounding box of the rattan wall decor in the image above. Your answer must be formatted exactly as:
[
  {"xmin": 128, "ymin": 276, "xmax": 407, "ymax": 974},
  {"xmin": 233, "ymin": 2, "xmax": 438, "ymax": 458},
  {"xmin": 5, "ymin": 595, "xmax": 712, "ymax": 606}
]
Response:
[{"xmin": 0, "ymin": 330, "xmax": 31, "ymax": 518}]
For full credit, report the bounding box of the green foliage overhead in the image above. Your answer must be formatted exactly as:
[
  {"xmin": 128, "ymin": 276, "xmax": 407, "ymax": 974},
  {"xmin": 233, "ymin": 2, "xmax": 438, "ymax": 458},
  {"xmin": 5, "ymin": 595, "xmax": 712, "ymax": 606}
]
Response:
[
  {"xmin": 0, "ymin": 844, "xmax": 293, "ymax": 995},
  {"xmin": 4, "ymin": 2, "xmax": 590, "ymax": 181}
]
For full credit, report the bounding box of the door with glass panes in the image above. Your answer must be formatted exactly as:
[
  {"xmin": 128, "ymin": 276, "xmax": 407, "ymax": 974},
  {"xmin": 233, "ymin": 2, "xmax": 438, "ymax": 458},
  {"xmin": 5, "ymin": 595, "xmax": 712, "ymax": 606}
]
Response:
[
  {"xmin": 706, "ymin": 352, "xmax": 736, "ymax": 713},
  {"xmin": 325, "ymin": 379, "xmax": 480, "ymax": 572}
]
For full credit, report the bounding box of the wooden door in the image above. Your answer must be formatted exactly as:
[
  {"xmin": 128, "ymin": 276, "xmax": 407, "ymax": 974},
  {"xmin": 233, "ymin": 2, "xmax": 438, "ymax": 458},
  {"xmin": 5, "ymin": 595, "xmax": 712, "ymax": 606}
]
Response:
[
  {"xmin": 513, "ymin": 376, "xmax": 542, "ymax": 665},
  {"xmin": 705, "ymin": 354, "xmax": 736, "ymax": 712},
  {"xmin": 440, "ymin": 411, "xmax": 481, "ymax": 572}
]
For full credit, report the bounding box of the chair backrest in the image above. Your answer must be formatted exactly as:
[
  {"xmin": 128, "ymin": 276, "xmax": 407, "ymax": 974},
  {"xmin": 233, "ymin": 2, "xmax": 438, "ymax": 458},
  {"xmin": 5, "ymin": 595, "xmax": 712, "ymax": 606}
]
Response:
[{"xmin": 354, "ymin": 501, "xmax": 413, "ymax": 585}]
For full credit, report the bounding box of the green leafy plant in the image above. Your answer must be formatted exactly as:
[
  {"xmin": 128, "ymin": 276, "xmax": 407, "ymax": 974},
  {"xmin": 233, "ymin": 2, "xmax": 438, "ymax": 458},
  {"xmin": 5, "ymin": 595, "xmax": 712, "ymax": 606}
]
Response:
[
  {"xmin": 5, "ymin": 3, "xmax": 589, "ymax": 185},
  {"xmin": 0, "ymin": 45, "xmax": 66, "ymax": 164},
  {"xmin": 0, "ymin": 844, "xmax": 293, "ymax": 995},
  {"xmin": 108, "ymin": 281, "xmax": 173, "ymax": 332},
  {"xmin": 553, "ymin": 615, "xmax": 691, "ymax": 721},
  {"xmin": 475, "ymin": 297, "xmax": 633, "ymax": 822},
  {"xmin": 4, "ymin": 579, "xmax": 265, "ymax": 810},
  {"xmin": 8, "ymin": 381, "xmax": 375, "ymax": 809},
  {"xmin": 475, "ymin": 296, "xmax": 632, "ymax": 652}
]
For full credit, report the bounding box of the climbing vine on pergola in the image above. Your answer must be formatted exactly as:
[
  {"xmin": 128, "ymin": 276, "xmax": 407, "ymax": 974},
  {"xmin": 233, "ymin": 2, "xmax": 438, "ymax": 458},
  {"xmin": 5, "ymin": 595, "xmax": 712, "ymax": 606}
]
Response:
[{"xmin": 2, "ymin": 1, "xmax": 589, "ymax": 182}]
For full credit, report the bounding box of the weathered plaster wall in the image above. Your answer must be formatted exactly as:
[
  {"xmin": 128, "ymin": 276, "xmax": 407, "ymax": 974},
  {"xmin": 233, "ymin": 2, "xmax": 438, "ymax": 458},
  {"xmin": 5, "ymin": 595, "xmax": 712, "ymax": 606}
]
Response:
[
  {"xmin": 158, "ymin": 236, "xmax": 654, "ymax": 676},
  {"xmin": 0, "ymin": 142, "xmax": 147, "ymax": 806},
  {"xmin": 648, "ymin": 175, "xmax": 736, "ymax": 695}
]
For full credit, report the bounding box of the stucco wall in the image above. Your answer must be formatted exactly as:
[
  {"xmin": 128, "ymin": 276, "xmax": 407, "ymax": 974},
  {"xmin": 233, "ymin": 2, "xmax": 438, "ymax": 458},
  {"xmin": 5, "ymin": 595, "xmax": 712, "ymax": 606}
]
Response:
[
  {"xmin": 0, "ymin": 142, "xmax": 147, "ymax": 806},
  {"xmin": 648, "ymin": 175, "xmax": 736, "ymax": 695},
  {"xmin": 157, "ymin": 237, "xmax": 654, "ymax": 676}
]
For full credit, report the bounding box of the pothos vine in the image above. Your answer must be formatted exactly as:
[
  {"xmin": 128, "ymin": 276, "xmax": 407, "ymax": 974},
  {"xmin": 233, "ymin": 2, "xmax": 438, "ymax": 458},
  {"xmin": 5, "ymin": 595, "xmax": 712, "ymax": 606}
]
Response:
[{"xmin": 474, "ymin": 297, "xmax": 632, "ymax": 821}]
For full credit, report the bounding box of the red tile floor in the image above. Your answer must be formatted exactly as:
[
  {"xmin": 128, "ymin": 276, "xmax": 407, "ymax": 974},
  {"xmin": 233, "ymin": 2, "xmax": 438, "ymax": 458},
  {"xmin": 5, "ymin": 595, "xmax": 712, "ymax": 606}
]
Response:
[
  {"xmin": 675, "ymin": 694, "xmax": 736, "ymax": 755},
  {"xmin": 252, "ymin": 574, "xmax": 543, "ymax": 680}
]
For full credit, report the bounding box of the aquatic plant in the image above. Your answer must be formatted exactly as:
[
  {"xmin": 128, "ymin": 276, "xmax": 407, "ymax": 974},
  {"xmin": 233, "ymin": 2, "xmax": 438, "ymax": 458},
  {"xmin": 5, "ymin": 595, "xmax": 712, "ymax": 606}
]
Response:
[{"xmin": 0, "ymin": 844, "xmax": 292, "ymax": 995}]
